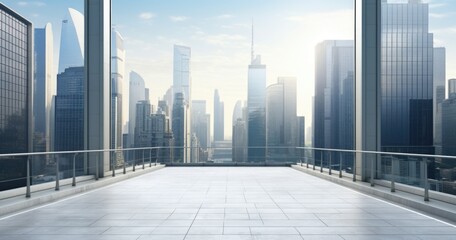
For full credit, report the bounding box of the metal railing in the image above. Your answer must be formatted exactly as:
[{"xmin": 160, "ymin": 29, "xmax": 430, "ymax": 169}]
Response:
[{"xmin": 296, "ymin": 147, "xmax": 456, "ymax": 202}]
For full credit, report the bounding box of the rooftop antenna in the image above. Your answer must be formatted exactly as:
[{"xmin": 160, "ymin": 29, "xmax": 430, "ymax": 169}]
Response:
[{"xmin": 251, "ymin": 19, "xmax": 254, "ymax": 63}]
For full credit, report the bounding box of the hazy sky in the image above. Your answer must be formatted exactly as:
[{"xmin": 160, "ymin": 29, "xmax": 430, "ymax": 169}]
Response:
[{"xmin": 4, "ymin": 0, "xmax": 456, "ymax": 139}]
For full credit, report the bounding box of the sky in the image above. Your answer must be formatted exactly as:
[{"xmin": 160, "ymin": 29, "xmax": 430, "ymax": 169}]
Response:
[{"xmin": 3, "ymin": 0, "xmax": 456, "ymax": 140}]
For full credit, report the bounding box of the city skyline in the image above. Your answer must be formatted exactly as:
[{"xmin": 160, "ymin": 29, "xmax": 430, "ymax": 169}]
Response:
[{"xmin": 3, "ymin": 0, "xmax": 456, "ymax": 138}]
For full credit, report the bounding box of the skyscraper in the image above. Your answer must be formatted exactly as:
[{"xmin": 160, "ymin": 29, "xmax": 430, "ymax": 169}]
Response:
[
  {"xmin": 381, "ymin": 0, "xmax": 434, "ymax": 154},
  {"xmin": 214, "ymin": 89, "xmax": 224, "ymax": 141},
  {"xmin": 232, "ymin": 101, "xmax": 247, "ymax": 163},
  {"xmin": 172, "ymin": 45, "xmax": 191, "ymax": 161},
  {"xmin": 314, "ymin": 40, "xmax": 354, "ymax": 160},
  {"xmin": 58, "ymin": 8, "xmax": 84, "ymax": 74},
  {"xmin": 111, "ymin": 29, "xmax": 125, "ymax": 150},
  {"xmin": 55, "ymin": 67, "xmax": 84, "ymax": 152},
  {"xmin": 172, "ymin": 93, "xmax": 189, "ymax": 163},
  {"xmin": 128, "ymin": 71, "xmax": 146, "ymax": 147},
  {"xmin": 449, "ymin": 79, "xmax": 456, "ymax": 99},
  {"xmin": 0, "ymin": 3, "xmax": 33, "ymax": 191},
  {"xmin": 134, "ymin": 100, "xmax": 152, "ymax": 148},
  {"xmin": 433, "ymin": 48, "xmax": 446, "ymax": 152},
  {"xmin": 247, "ymin": 40, "xmax": 267, "ymax": 162},
  {"xmin": 192, "ymin": 100, "xmax": 209, "ymax": 150},
  {"xmin": 266, "ymin": 77, "xmax": 298, "ymax": 163},
  {"xmin": 33, "ymin": 23, "xmax": 54, "ymax": 153},
  {"xmin": 442, "ymin": 95, "xmax": 456, "ymax": 158}
]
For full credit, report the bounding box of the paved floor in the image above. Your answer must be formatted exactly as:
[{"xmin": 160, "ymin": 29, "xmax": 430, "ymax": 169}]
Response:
[{"xmin": 0, "ymin": 167, "xmax": 455, "ymax": 240}]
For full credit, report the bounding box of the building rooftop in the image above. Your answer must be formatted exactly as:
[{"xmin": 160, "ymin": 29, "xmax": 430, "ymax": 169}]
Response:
[{"xmin": 0, "ymin": 167, "xmax": 455, "ymax": 239}]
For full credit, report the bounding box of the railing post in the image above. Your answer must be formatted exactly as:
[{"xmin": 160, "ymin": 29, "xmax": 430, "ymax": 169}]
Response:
[
  {"xmin": 95, "ymin": 152, "xmax": 99, "ymax": 181},
  {"xmin": 123, "ymin": 150, "xmax": 126, "ymax": 174},
  {"xmin": 306, "ymin": 150, "xmax": 309, "ymax": 168},
  {"xmin": 329, "ymin": 152, "xmax": 332, "ymax": 175},
  {"xmin": 149, "ymin": 149, "xmax": 152, "ymax": 167},
  {"xmin": 155, "ymin": 148, "xmax": 159, "ymax": 166},
  {"xmin": 133, "ymin": 150, "xmax": 136, "ymax": 172},
  {"xmin": 423, "ymin": 158, "xmax": 429, "ymax": 201},
  {"xmin": 370, "ymin": 153, "xmax": 375, "ymax": 187},
  {"xmin": 142, "ymin": 149, "xmax": 145, "ymax": 169},
  {"xmin": 320, "ymin": 151, "xmax": 323, "ymax": 173},
  {"xmin": 72, "ymin": 153, "xmax": 77, "ymax": 186},
  {"xmin": 26, "ymin": 156, "xmax": 31, "ymax": 198},
  {"xmin": 353, "ymin": 152, "xmax": 356, "ymax": 182},
  {"xmin": 112, "ymin": 151, "xmax": 116, "ymax": 177},
  {"xmin": 391, "ymin": 156, "xmax": 395, "ymax": 193},
  {"xmin": 55, "ymin": 154, "xmax": 60, "ymax": 191},
  {"xmin": 313, "ymin": 150, "xmax": 316, "ymax": 170},
  {"xmin": 339, "ymin": 153, "xmax": 342, "ymax": 178}
]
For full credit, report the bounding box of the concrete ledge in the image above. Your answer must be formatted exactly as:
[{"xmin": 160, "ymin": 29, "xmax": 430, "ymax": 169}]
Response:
[
  {"xmin": 0, "ymin": 164, "xmax": 165, "ymax": 217},
  {"xmin": 292, "ymin": 164, "xmax": 456, "ymax": 224}
]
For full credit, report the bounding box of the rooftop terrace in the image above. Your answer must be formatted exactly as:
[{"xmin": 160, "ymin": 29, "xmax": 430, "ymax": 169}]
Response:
[{"xmin": 1, "ymin": 167, "xmax": 455, "ymax": 240}]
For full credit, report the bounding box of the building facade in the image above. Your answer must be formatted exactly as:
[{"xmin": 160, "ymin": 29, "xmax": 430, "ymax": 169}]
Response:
[
  {"xmin": 214, "ymin": 89, "xmax": 224, "ymax": 142},
  {"xmin": 111, "ymin": 29, "xmax": 125, "ymax": 150},
  {"xmin": 128, "ymin": 71, "xmax": 146, "ymax": 147},
  {"xmin": 0, "ymin": 3, "xmax": 33, "ymax": 191}
]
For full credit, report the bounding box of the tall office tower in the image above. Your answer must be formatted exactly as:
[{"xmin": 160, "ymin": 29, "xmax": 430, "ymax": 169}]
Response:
[
  {"xmin": 381, "ymin": 0, "xmax": 434, "ymax": 154},
  {"xmin": 433, "ymin": 48, "xmax": 446, "ymax": 153},
  {"xmin": 128, "ymin": 71, "xmax": 146, "ymax": 147},
  {"xmin": 314, "ymin": 40, "xmax": 354, "ymax": 161},
  {"xmin": 58, "ymin": 8, "xmax": 84, "ymax": 74},
  {"xmin": 441, "ymin": 95, "xmax": 456, "ymax": 170},
  {"xmin": 0, "ymin": 3, "xmax": 33, "ymax": 191},
  {"xmin": 134, "ymin": 100, "xmax": 151, "ymax": 148},
  {"xmin": 163, "ymin": 86, "xmax": 173, "ymax": 115},
  {"xmin": 266, "ymin": 77, "xmax": 298, "ymax": 162},
  {"xmin": 111, "ymin": 29, "xmax": 125, "ymax": 150},
  {"xmin": 172, "ymin": 93, "xmax": 189, "ymax": 163},
  {"xmin": 192, "ymin": 100, "xmax": 209, "ymax": 150},
  {"xmin": 158, "ymin": 100, "xmax": 169, "ymax": 117},
  {"xmin": 449, "ymin": 79, "xmax": 456, "ymax": 99},
  {"xmin": 33, "ymin": 23, "xmax": 54, "ymax": 154},
  {"xmin": 214, "ymin": 89, "xmax": 225, "ymax": 141},
  {"xmin": 150, "ymin": 109, "xmax": 172, "ymax": 162},
  {"xmin": 247, "ymin": 53, "xmax": 267, "ymax": 162},
  {"xmin": 232, "ymin": 101, "xmax": 247, "ymax": 162},
  {"xmin": 55, "ymin": 67, "xmax": 84, "ymax": 151},
  {"xmin": 173, "ymin": 45, "xmax": 191, "ymax": 160}
]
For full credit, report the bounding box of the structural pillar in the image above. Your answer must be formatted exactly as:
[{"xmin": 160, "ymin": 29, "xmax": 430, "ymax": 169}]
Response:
[
  {"xmin": 84, "ymin": 0, "xmax": 111, "ymax": 177},
  {"xmin": 355, "ymin": 0, "xmax": 382, "ymax": 181}
]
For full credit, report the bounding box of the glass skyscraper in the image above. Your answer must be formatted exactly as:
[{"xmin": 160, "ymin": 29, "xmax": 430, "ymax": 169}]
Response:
[
  {"xmin": 213, "ymin": 89, "xmax": 224, "ymax": 142},
  {"xmin": 0, "ymin": 3, "xmax": 33, "ymax": 191},
  {"xmin": 111, "ymin": 29, "xmax": 125, "ymax": 150},
  {"xmin": 247, "ymin": 55, "xmax": 266, "ymax": 162},
  {"xmin": 381, "ymin": 0, "xmax": 434, "ymax": 154}
]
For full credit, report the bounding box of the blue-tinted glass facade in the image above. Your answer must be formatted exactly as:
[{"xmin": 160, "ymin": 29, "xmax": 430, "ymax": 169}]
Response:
[
  {"xmin": 381, "ymin": 1, "xmax": 434, "ymax": 154},
  {"xmin": 0, "ymin": 4, "xmax": 32, "ymax": 191}
]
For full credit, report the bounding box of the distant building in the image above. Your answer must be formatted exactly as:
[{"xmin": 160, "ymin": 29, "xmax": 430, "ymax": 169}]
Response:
[
  {"xmin": 191, "ymin": 100, "xmax": 210, "ymax": 162},
  {"xmin": 232, "ymin": 101, "xmax": 247, "ymax": 162},
  {"xmin": 128, "ymin": 71, "xmax": 146, "ymax": 147},
  {"xmin": 442, "ymin": 95, "xmax": 456, "ymax": 160},
  {"xmin": 297, "ymin": 116, "xmax": 305, "ymax": 158},
  {"xmin": 172, "ymin": 93, "xmax": 189, "ymax": 163},
  {"xmin": 58, "ymin": 8, "xmax": 84, "ymax": 74},
  {"xmin": 33, "ymin": 23, "xmax": 54, "ymax": 153},
  {"xmin": 449, "ymin": 79, "xmax": 456, "ymax": 99},
  {"xmin": 111, "ymin": 29, "xmax": 125, "ymax": 150},
  {"xmin": 247, "ymin": 55, "xmax": 267, "ymax": 162},
  {"xmin": 0, "ymin": 3, "xmax": 33, "ymax": 191},
  {"xmin": 266, "ymin": 77, "xmax": 298, "ymax": 163},
  {"xmin": 214, "ymin": 89, "xmax": 224, "ymax": 141}
]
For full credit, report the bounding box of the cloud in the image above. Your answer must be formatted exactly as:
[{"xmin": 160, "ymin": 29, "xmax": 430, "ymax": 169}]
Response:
[
  {"xmin": 196, "ymin": 34, "xmax": 246, "ymax": 47},
  {"xmin": 170, "ymin": 16, "xmax": 188, "ymax": 22},
  {"xmin": 17, "ymin": 1, "xmax": 45, "ymax": 7},
  {"xmin": 139, "ymin": 12, "xmax": 155, "ymax": 20},
  {"xmin": 217, "ymin": 14, "xmax": 234, "ymax": 19},
  {"xmin": 430, "ymin": 13, "xmax": 447, "ymax": 18},
  {"xmin": 286, "ymin": 16, "xmax": 306, "ymax": 22},
  {"xmin": 429, "ymin": 3, "xmax": 446, "ymax": 9}
]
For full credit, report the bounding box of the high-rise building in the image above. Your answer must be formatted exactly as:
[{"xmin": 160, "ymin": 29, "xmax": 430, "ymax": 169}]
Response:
[
  {"xmin": 214, "ymin": 89, "xmax": 224, "ymax": 141},
  {"xmin": 449, "ymin": 79, "xmax": 456, "ymax": 99},
  {"xmin": 314, "ymin": 40, "xmax": 354, "ymax": 160},
  {"xmin": 433, "ymin": 48, "xmax": 446, "ymax": 152},
  {"xmin": 381, "ymin": 0, "xmax": 434, "ymax": 154},
  {"xmin": 111, "ymin": 29, "xmax": 125, "ymax": 150},
  {"xmin": 441, "ymin": 94, "xmax": 456, "ymax": 166},
  {"xmin": 172, "ymin": 45, "xmax": 191, "ymax": 160},
  {"xmin": 232, "ymin": 101, "xmax": 247, "ymax": 163},
  {"xmin": 266, "ymin": 77, "xmax": 298, "ymax": 163},
  {"xmin": 297, "ymin": 117, "xmax": 305, "ymax": 148},
  {"xmin": 192, "ymin": 100, "xmax": 209, "ymax": 150},
  {"xmin": 55, "ymin": 67, "xmax": 84, "ymax": 152},
  {"xmin": 58, "ymin": 8, "xmax": 84, "ymax": 74},
  {"xmin": 134, "ymin": 100, "xmax": 152, "ymax": 148},
  {"xmin": 247, "ymin": 55, "xmax": 266, "ymax": 162},
  {"xmin": 172, "ymin": 93, "xmax": 189, "ymax": 163},
  {"xmin": 0, "ymin": 3, "xmax": 33, "ymax": 191},
  {"xmin": 128, "ymin": 71, "xmax": 146, "ymax": 147},
  {"xmin": 33, "ymin": 23, "xmax": 54, "ymax": 153}
]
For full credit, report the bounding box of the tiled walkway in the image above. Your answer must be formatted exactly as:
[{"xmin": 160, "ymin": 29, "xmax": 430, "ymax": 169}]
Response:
[{"xmin": 0, "ymin": 167, "xmax": 455, "ymax": 240}]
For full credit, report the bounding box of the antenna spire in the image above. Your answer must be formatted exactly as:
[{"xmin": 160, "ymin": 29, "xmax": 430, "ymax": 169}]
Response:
[{"xmin": 251, "ymin": 19, "xmax": 254, "ymax": 63}]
